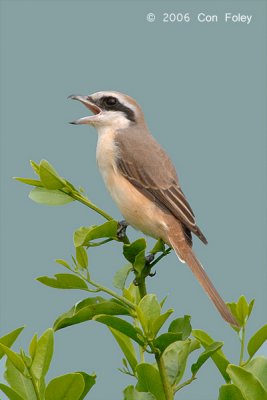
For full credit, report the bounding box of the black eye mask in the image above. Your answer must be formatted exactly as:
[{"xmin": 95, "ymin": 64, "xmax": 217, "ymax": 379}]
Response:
[{"xmin": 89, "ymin": 96, "xmax": 136, "ymax": 123}]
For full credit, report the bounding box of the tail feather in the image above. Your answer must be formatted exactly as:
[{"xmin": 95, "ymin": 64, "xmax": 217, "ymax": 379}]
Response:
[{"xmin": 169, "ymin": 237, "xmax": 239, "ymax": 328}]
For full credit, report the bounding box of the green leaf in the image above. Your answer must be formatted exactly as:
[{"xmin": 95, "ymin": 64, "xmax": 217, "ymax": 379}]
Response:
[
  {"xmin": 248, "ymin": 299, "xmax": 255, "ymax": 318},
  {"xmin": 37, "ymin": 273, "xmax": 88, "ymax": 290},
  {"xmin": 123, "ymin": 386, "xmax": 156, "ymax": 400},
  {"xmin": 74, "ymin": 221, "xmax": 118, "ymax": 247},
  {"xmin": 227, "ymin": 364, "xmax": 267, "ymax": 400},
  {"xmin": 29, "ymin": 334, "xmax": 38, "ymax": 360},
  {"xmin": 30, "ymin": 160, "xmax": 40, "ymax": 175},
  {"xmin": 4, "ymin": 358, "xmax": 37, "ymax": 400},
  {"xmin": 39, "ymin": 159, "xmax": 66, "ymax": 189},
  {"xmin": 0, "ymin": 326, "xmax": 25, "ymax": 360},
  {"xmin": 31, "ymin": 328, "xmax": 54, "ymax": 380},
  {"xmin": 76, "ymin": 246, "xmax": 88, "ymax": 269},
  {"xmin": 168, "ymin": 315, "xmax": 192, "ymax": 340},
  {"xmin": 191, "ymin": 341, "xmax": 223, "ymax": 375},
  {"xmin": 94, "ymin": 315, "xmax": 145, "ymax": 345},
  {"xmin": 76, "ymin": 372, "xmax": 96, "ymax": 400},
  {"xmin": 227, "ymin": 296, "xmax": 252, "ymax": 329},
  {"xmin": 123, "ymin": 239, "xmax": 147, "ymax": 264},
  {"xmin": 133, "ymin": 250, "xmax": 146, "ymax": 277},
  {"xmin": 152, "ymin": 310, "xmax": 174, "ymax": 337},
  {"xmin": 14, "ymin": 177, "xmax": 44, "ymax": 187},
  {"xmin": 137, "ymin": 294, "xmax": 161, "ymax": 338},
  {"xmin": 53, "ymin": 297, "xmax": 131, "ymax": 331},
  {"xmin": 153, "ymin": 332, "xmax": 183, "ymax": 353},
  {"xmin": 245, "ymin": 356, "xmax": 267, "ymax": 391},
  {"xmin": 0, "ymin": 344, "xmax": 25, "ymax": 373},
  {"xmin": 192, "ymin": 329, "xmax": 230, "ymax": 382},
  {"xmin": 150, "ymin": 239, "xmax": 165, "ymax": 255},
  {"xmin": 45, "ymin": 373, "xmax": 85, "ymax": 400},
  {"xmin": 123, "ymin": 282, "xmax": 141, "ymax": 306},
  {"xmin": 55, "ymin": 259, "xmax": 72, "ymax": 270},
  {"xmin": 136, "ymin": 363, "xmax": 166, "ymax": 400},
  {"xmin": 247, "ymin": 324, "xmax": 267, "ymax": 358},
  {"xmin": 0, "ymin": 384, "xmax": 24, "ymax": 400},
  {"xmin": 113, "ymin": 264, "xmax": 132, "ymax": 290},
  {"xmin": 218, "ymin": 384, "xmax": 245, "ymax": 400},
  {"xmin": 29, "ymin": 187, "xmax": 74, "ymax": 206},
  {"xmin": 110, "ymin": 328, "xmax": 138, "ymax": 372},
  {"xmin": 162, "ymin": 340, "xmax": 191, "ymax": 386}
]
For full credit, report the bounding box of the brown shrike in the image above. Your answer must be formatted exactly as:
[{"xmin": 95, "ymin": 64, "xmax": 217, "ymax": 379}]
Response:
[{"xmin": 69, "ymin": 91, "xmax": 238, "ymax": 327}]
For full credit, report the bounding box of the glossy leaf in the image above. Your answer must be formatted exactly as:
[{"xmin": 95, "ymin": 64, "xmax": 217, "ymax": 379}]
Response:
[
  {"xmin": 29, "ymin": 187, "xmax": 74, "ymax": 206},
  {"xmin": 93, "ymin": 315, "xmax": 145, "ymax": 345},
  {"xmin": 113, "ymin": 264, "xmax": 132, "ymax": 290},
  {"xmin": 39, "ymin": 159, "xmax": 66, "ymax": 189},
  {"xmin": 31, "ymin": 328, "xmax": 54, "ymax": 380},
  {"xmin": 37, "ymin": 273, "xmax": 88, "ymax": 290},
  {"xmin": 227, "ymin": 296, "xmax": 252, "ymax": 329},
  {"xmin": 74, "ymin": 221, "xmax": 118, "ymax": 247},
  {"xmin": 0, "ymin": 327, "xmax": 24, "ymax": 360},
  {"xmin": 30, "ymin": 160, "xmax": 40, "ymax": 175},
  {"xmin": 137, "ymin": 294, "xmax": 161, "ymax": 338},
  {"xmin": 245, "ymin": 356, "xmax": 267, "ymax": 391},
  {"xmin": 162, "ymin": 340, "xmax": 191, "ymax": 386},
  {"xmin": 218, "ymin": 384, "xmax": 245, "ymax": 400},
  {"xmin": 153, "ymin": 333, "xmax": 183, "ymax": 353},
  {"xmin": 227, "ymin": 364, "xmax": 267, "ymax": 400},
  {"xmin": 0, "ymin": 384, "xmax": 24, "ymax": 400},
  {"xmin": 168, "ymin": 315, "xmax": 192, "ymax": 340},
  {"xmin": 110, "ymin": 328, "xmax": 138, "ymax": 372},
  {"xmin": 152, "ymin": 310, "xmax": 174, "ymax": 337},
  {"xmin": 4, "ymin": 359, "xmax": 37, "ymax": 400},
  {"xmin": 76, "ymin": 372, "xmax": 96, "ymax": 400},
  {"xmin": 14, "ymin": 177, "xmax": 43, "ymax": 187},
  {"xmin": 45, "ymin": 373, "xmax": 84, "ymax": 400},
  {"xmin": 150, "ymin": 239, "xmax": 165, "ymax": 255},
  {"xmin": 29, "ymin": 334, "xmax": 38, "ymax": 360},
  {"xmin": 247, "ymin": 324, "xmax": 267, "ymax": 358},
  {"xmin": 124, "ymin": 386, "xmax": 156, "ymax": 400},
  {"xmin": 123, "ymin": 239, "xmax": 147, "ymax": 264},
  {"xmin": 136, "ymin": 363, "xmax": 166, "ymax": 400},
  {"xmin": 192, "ymin": 329, "xmax": 230, "ymax": 382},
  {"xmin": 53, "ymin": 297, "xmax": 130, "ymax": 331},
  {"xmin": 191, "ymin": 341, "xmax": 223, "ymax": 375},
  {"xmin": 55, "ymin": 259, "xmax": 72, "ymax": 270},
  {"xmin": 248, "ymin": 299, "xmax": 255, "ymax": 318},
  {"xmin": 0, "ymin": 344, "xmax": 25, "ymax": 373},
  {"xmin": 76, "ymin": 246, "xmax": 88, "ymax": 269}
]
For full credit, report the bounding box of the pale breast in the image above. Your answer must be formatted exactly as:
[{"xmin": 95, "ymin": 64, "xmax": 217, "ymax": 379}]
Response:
[{"xmin": 96, "ymin": 129, "xmax": 170, "ymax": 241}]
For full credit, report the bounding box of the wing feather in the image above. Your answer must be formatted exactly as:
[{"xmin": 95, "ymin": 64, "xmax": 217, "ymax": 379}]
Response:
[{"xmin": 115, "ymin": 131, "xmax": 207, "ymax": 244}]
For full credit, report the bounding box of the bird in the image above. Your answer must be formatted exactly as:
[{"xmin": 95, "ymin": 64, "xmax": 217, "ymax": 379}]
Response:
[{"xmin": 69, "ymin": 90, "xmax": 238, "ymax": 327}]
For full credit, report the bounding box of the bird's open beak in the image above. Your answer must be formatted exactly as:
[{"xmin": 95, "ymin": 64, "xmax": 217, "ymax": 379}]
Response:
[{"xmin": 68, "ymin": 95, "xmax": 102, "ymax": 125}]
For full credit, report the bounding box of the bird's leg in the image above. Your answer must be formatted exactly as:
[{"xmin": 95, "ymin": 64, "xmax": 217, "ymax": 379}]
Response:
[{"xmin": 117, "ymin": 220, "xmax": 128, "ymax": 240}]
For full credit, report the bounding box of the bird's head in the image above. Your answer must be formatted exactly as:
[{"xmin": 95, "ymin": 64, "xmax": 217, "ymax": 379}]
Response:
[{"xmin": 69, "ymin": 91, "xmax": 144, "ymax": 130}]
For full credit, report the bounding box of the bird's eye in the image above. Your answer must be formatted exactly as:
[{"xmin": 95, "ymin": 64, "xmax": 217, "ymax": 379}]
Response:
[{"xmin": 104, "ymin": 96, "xmax": 117, "ymax": 107}]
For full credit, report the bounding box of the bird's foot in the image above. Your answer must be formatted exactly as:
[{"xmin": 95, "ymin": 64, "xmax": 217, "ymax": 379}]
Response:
[{"xmin": 117, "ymin": 220, "xmax": 128, "ymax": 240}]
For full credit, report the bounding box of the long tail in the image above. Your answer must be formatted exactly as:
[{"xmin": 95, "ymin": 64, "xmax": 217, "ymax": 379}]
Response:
[{"xmin": 168, "ymin": 236, "xmax": 239, "ymax": 328}]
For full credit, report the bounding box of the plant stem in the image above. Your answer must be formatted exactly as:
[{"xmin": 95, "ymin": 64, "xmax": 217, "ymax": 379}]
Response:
[
  {"xmin": 69, "ymin": 191, "xmax": 113, "ymax": 221},
  {"xmin": 155, "ymin": 353, "xmax": 174, "ymax": 400},
  {"xmin": 27, "ymin": 367, "xmax": 42, "ymax": 400},
  {"xmin": 239, "ymin": 325, "xmax": 246, "ymax": 365},
  {"xmin": 87, "ymin": 278, "xmax": 136, "ymax": 311},
  {"xmin": 150, "ymin": 247, "xmax": 172, "ymax": 269},
  {"xmin": 175, "ymin": 375, "xmax": 196, "ymax": 392},
  {"xmin": 138, "ymin": 277, "xmax": 147, "ymax": 298}
]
